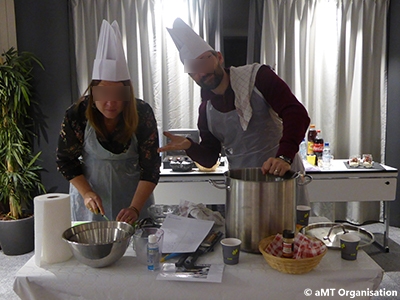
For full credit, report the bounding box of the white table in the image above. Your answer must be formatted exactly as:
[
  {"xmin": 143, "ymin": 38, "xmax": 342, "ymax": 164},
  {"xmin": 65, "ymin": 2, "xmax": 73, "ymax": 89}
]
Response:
[
  {"xmin": 305, "ymin": 160, "xmax": 398, "ymax": 251},
  {"xmin": 155, "ymin": 160, "xmax": 398, "ymax": 251},
  {"xmin": 14, "ymin": 242, "xmax": 383, "ymax": 300},
  {"xmin": 154, "ymin": 166, "xmax": 228, "ymax": 205},
  {"xmin": 305, "ymin": 159, "xmax": 397, "ymax": 203},
  {"xmin": 155, "ymin": 160, "xmax": 397, "ymax": 205}
]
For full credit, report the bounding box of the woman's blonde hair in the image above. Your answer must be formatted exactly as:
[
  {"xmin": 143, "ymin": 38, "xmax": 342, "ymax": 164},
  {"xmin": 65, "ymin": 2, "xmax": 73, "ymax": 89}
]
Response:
[{"xmin": 78, "ymin": 80, "xmax": 138, "ymax": 144}]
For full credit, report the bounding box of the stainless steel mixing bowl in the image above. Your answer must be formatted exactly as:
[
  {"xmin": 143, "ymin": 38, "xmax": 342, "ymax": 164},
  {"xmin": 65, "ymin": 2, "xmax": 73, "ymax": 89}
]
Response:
[{"xmin": 62, "ymin": 221, "xmax": 134, "ymax": 268}]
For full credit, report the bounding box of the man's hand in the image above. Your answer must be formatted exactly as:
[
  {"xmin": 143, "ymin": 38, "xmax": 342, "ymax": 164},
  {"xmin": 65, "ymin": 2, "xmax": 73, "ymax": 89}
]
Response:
[
  {"xmin": 261, "ymin": 157, "xmax": 291, "ymax": 176},
  {"xmin": 157, "ymin": 131, "xmax": 192, "ymax": 153}
]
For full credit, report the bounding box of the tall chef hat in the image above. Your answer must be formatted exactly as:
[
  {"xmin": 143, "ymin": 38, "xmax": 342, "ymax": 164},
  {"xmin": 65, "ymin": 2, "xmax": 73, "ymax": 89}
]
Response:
[
  {"xmin": 167, "ymin": 18, "xmax": 213, "ymax": 64},
  {"xmin": 92, "ymin": 20, "xmax": 131, "ymax": 81}
]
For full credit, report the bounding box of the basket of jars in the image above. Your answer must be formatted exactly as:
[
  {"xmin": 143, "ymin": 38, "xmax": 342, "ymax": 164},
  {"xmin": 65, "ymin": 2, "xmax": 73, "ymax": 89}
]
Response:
[{"xmin": 258, "ymin": 233, "xmax": 327, "ymax": 275}]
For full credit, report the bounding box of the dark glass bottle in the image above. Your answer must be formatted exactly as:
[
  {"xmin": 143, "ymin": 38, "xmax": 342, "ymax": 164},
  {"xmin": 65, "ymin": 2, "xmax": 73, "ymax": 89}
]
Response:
[
  {"xmin": 307, "ymin": 124, "xmax": 317, "ymax": 155},
  {"xmin": 313, "ymin": 130, "xmax": 324, "ymax": 164}
]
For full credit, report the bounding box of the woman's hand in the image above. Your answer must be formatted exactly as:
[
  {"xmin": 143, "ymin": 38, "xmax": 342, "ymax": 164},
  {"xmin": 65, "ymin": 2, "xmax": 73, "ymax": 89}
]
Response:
[
  {"xmin": 157, "ymin": 131, "xmax": 191, "ymax": 153},
  {"xmin": 261, "ymin": 157, "xmax": 291, "ymax": 176},
  {"xmin": 117, "ymin": 206, "xmax": 139, "ymax": 225},
  {"xmin": 118, "ymin": 181, "xmax": 156, "ymax": 225},
  {"xmin": 83, "ymin": 191, "xmax": 105, "ymax": 215}
]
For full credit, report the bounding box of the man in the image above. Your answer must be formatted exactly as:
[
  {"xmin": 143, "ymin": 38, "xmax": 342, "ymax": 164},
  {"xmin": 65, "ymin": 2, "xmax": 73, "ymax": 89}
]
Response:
[{"xmin": 159, "ymin": 18, "xmax": 310, "ymax": 180}]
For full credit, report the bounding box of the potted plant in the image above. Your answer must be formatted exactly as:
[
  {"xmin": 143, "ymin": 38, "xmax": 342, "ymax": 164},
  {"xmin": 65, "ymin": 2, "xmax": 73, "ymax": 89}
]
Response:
[{"xmin": 0, "ymin": 47, "xmax": 46, "ymax": 255}]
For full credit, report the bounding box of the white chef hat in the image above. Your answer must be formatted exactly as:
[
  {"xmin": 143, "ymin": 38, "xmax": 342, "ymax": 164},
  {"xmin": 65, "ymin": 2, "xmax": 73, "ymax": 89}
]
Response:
[
  {"xmin": 167, "ymin": 18, "xmax": 214, "ymax": 64},
  {"xmin": 92, "ymin": 20, "xmax": 131, "ymax": 81}
]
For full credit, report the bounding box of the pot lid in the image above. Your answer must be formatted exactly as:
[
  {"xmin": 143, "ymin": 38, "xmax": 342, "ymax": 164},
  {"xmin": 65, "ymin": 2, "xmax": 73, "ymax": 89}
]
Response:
[{"xmin": 301, "ymin": 222, "xmax": 374, "ymax": 249}]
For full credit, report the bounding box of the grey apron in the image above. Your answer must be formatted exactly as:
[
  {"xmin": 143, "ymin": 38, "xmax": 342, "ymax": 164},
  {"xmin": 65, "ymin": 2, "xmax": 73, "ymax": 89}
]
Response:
[
  {"xmin": 69, "ymin": 123, "xmax": 154, "ymax": 221},
  {"xmin": 206, "ymin": 87, "xmax": 309, "ymax": 205}
]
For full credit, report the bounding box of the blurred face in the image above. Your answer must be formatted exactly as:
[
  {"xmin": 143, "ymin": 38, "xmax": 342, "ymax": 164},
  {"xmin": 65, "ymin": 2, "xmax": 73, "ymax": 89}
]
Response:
[
  {"xmin": 188, "ymin": 52, "xmax": 224, "ymax": 90},
  {"xmin": 91, "ymin": 81, "xmax": 129, "ymax": 120}
]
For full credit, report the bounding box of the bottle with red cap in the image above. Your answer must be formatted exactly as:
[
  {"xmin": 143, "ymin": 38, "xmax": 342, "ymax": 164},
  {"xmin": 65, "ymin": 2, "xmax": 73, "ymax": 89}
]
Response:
[{"xmin": 313, "ymin": 130, "xmax": 324, "ymax": 166}]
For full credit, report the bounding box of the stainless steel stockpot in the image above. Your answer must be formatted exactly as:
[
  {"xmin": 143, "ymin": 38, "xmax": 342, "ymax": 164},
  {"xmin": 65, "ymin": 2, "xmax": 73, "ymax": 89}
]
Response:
[{"xmin": 210, "ymin": 168, "xmax": 312, "ymax": 253}]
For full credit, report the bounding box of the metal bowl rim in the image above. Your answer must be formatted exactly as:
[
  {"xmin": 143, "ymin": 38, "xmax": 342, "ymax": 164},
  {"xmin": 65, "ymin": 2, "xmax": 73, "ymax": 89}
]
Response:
[{"xmin": 62, "ymin": 221, "xmax": 134, "ymax": 246}]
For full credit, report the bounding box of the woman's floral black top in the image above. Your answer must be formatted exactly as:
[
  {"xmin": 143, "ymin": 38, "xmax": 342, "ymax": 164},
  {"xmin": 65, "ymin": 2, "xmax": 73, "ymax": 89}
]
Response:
[{"xmin": 56, "ymin": 97, "xmax": 160, "ymax": 184}]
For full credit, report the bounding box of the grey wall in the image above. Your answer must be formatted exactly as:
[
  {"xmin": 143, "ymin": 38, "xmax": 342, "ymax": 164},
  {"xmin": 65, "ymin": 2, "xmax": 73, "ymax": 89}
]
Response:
[
  {"xmin": 13, "ymin": 1, "xmax": 400, "ymax": 226},
  {"xmin": 222, "ymin": 0, "xmax": 249, "ymax": 36},
  {"xmin": 14, "ymin": 0, "xmax": 72, "ymax": 194}
]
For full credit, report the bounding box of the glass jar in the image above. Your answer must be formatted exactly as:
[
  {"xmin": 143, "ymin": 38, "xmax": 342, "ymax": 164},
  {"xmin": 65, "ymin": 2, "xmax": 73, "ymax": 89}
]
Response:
[{"xmin": 282, "ymin": 230, "xmax": 295, "ymax": 258}]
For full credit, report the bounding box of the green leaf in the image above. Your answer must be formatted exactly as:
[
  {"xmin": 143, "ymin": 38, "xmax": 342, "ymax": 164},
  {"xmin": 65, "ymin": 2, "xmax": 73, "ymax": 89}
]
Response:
[{"xmin": 0, "ymin": 47, "xmax": 46, "ymax": 219}]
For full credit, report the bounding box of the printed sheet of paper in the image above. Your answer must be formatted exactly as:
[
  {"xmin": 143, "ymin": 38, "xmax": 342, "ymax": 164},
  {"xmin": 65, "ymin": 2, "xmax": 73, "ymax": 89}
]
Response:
[{"xmin": 160, "ymin": 214, "xmax": 214, "ymax": 253}]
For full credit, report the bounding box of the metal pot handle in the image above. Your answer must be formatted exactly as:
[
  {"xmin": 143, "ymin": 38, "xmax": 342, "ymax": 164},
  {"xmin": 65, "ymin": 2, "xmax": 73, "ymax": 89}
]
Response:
[
  {"xmin": 323, "ymin": 224, "xmax": 349, "ymax": 242},
  {"xmin": 296, "ymin": 173, "xmax": 312, "ymax": 186},
  {"xmin": 208, "ymin": 179, "xmax": 230, "ymax": 190}
]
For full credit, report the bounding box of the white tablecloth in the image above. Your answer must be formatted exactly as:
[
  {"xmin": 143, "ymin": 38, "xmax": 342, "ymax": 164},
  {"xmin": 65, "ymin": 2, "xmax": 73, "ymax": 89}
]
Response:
[{"xmin": 14, "ymin": 242, "xmax": 383, "ymax": 300}]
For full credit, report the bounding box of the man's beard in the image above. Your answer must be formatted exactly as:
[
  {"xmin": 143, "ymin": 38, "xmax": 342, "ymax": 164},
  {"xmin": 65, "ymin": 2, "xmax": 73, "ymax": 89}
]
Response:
[{"xmin": 197, "ymin": 65, "xmax": 224, "ymax": 90}]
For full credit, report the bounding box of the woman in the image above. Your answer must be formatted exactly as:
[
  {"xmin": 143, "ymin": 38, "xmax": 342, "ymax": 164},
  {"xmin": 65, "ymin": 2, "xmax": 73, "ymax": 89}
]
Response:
[{"xmin": 56, "ymin": 20, "xmax": 160, "ymax": 224}]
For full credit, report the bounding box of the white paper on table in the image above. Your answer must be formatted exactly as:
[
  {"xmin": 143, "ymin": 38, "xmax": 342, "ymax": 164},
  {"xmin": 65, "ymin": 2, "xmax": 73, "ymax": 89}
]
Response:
[
  {"xmin": 156, "ymin": 263, "xmax": 224, "ymax": 283},
  {"xmin": 160, "ymin": 214, "xmax": 214, "ymax": 253}
]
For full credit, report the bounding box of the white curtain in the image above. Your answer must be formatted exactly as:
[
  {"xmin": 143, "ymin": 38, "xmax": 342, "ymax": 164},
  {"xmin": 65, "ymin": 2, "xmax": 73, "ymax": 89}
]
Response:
[
  {"xmin": 69, "ymin": 0, "xmax": 221, "ymax": 145},
  {"xmin": 258, "ymin": 0, "xmax": 389, "ymax": 162}
]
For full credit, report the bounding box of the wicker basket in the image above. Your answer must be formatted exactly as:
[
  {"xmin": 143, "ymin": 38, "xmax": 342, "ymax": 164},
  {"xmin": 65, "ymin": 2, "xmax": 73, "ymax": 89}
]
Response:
[{"xmin": 258, "ymin": 235, "xmax": 327, "ymax": 274}]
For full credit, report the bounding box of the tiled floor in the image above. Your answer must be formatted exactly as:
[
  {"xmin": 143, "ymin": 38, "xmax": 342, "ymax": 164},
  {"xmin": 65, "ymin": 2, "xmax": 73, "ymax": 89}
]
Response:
[
  {"xmin": 1, "ymin": 223, "xmax": 400, "ymax": 300},
  {"xmin": 363, "ymin": 223, "xmax": 400, "ymax": 300}
]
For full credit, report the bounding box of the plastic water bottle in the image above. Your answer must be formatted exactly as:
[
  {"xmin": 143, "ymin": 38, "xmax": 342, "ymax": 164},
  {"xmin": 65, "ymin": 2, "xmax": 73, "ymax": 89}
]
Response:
[
  {"xmin": 147, "ymin": 234, "xmax": 160, "ymax": 271},
  {"xmin": 322, "ymin": 142, "xmax": 331, "ymax": 170},
  {"xmin": 299, "ymin": 138, "xmax": 307, "ymax": 160}
]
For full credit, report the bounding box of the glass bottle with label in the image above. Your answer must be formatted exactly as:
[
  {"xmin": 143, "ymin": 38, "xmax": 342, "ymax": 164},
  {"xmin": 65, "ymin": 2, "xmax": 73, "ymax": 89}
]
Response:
[
  {"xmin": 307, "ymin": 124, "xmax": 317, "ymax": 155},
  {"xmin": 282, "ymin": 230, "xmax": 295, "ymax": 258},
  {"xmin": 313, "ymin": 130, "xmax": 324, "ymax": 166}
]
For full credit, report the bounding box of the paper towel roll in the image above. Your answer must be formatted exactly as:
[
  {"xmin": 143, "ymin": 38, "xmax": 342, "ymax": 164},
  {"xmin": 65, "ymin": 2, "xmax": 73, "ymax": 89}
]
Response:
[{"xmin": 34, "ymin": 193, "xmax": 73, "ymax": 266}]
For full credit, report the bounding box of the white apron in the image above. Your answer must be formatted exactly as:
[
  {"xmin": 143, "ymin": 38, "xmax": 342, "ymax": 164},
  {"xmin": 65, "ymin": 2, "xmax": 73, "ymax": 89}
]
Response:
[
  {"xmin": 69, "ymin": 123, "xmax": 154, "ymax": 221},
  {"xmin": 206, "ymin": 72, "xmax": 309, "ymax": 205}
]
